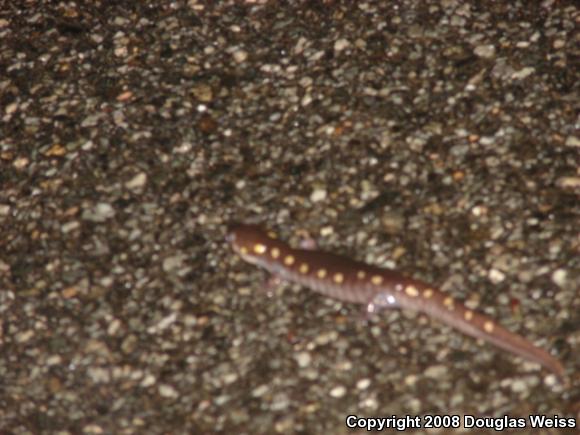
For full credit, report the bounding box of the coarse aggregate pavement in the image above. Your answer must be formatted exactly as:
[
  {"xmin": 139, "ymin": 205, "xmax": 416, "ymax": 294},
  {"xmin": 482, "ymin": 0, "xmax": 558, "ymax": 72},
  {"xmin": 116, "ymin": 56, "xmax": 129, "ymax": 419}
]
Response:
[{"xmin": 0, "ymin": 1, "xmax": 578, "ymax": 434}]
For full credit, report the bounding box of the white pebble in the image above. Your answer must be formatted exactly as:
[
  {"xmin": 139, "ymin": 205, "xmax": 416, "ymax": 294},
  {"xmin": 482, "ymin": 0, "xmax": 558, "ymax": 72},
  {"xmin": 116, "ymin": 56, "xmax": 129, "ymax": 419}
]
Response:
[
  {"xmin": 488, "ymin": 268, "xmax": 506, "ymax": 284},
  {"xmin": 141, "ymin": 374, "xmax": 156, "ymax": 387},
  {"xmin": 404, "ymin": 374, "xmax": 418, "ymax": 387},
  {"xmin": 294, "ymin": 351, "xmax": 312, "ymax": 368},
  {"xmin": 125, "ymin": 172, "xmax": 147, "ymax": 190},
  {"xmin": 158, "ymin": 384, "xmax": 178, "ymax": 398},
  {"xmin": 359, "ymin": 396, "xmax": 378, "ymax": 410},
  {"xmin": 329, "ymin": 385, "xmax": 346, "ymax": 398},
  {"xmin": 474, "ymin": 44, "xmax": 496, "ymax": 58},
  {"xmin": 251, "ymin": 384, "xmax": 269, "ymax": 397},
  {"xmin": 232, "ymin": 49, "xmax": 248, "ymax": 63},
  {"xmin": 334, "ymin": 38, "xmax": 350, "ymax": 52},
  {"xmin": 424, "ymin": 364, "xmax": 447, "ymax": 378},
  {"xmin": 356, "ymin": 378, "xmax": 371, "ymax": 390},
  {"xmin": 511, "ymin": 67, "xmax": 535, "ymax": 80},
  {"xmin": 551, "ymin": 269, "xmax": 567, "ymax": 287},
  {"xmin": 565, "ymin": 136, "xmax": 580, "ymax": 147},
  {"xmin": 320, "ymin": 226, "xmax": 334, "ymax": 236},
  {"xmin": 82, "ymin": 202, "xmax": 115, "ymax": 222},
  {"xmin": 510, "ymin": 378, "xmax": 528, "ymax": 393},
  {"xmin": 61, "ymin": 221, "xmax": 80, "ymax": 233},
  {"xmin": 310, "ymin": 188, "xmax": 327, "ymax": 202}
]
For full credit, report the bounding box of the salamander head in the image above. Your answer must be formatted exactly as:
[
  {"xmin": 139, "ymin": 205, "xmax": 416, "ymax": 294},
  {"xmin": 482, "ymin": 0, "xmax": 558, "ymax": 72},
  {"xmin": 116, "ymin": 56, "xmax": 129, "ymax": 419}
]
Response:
[{"xmin": 226, "ymin": 223, "xmax": 278, "ymax": 264}]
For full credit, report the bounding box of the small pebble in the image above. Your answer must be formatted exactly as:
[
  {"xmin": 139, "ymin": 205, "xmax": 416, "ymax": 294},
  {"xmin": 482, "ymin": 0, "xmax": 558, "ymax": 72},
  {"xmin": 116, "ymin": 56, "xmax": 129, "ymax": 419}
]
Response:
[
  {"xmin": 294, "ymin": 351, "xmax": 312, "ymax": 368},
  {"xmin": 251, "ymin": 384, "xmax": 269, "ymax": 398},
  {"xmin": 125, "ymin": 172, "xmax": 147, "ymax": 190},
  {"xmin": 329, "ymin": 385, "xmax": 346, "ymax": 398},
  {"xmin": 356, "ymin": 378, "xmax": 371, "ymax": 390},
  {"xmin": 334, "ymin": 38, "xmax": 350, "ymax": 52},
  {"xmin": 565, "ymin": 136, "xmax": 579, "ymax": 147},
  {"xmin": 474, "ymin": 44, "xmax": 496, "ymax": 58},
  {"xmin": 551, "ymin": 269, "xmax": 567, "ymax": 287},
  {"xmin": 424, "ymin": 365, "xmax": 447, "ymax": 379},
  {"xmin": 158, "ymin": 384, "xmax": 178, "ymax": 398},
  {"xmin": 310, "ymin": 188, "xmax": 327, "ymax": 202},
  {"xmin": 82, "ymin": 203, "xmax": 115, "ymax": 222},
  {"xmin": 233, "ymin": 49, "xmax": 248, "ymax": 63},
  {"xmin": 0, "ymin": 204, "xmax": 11, "ymax": 216},
  {"xmin": 488, "ymin": 268, "xmax": 506, "ymax": 284}
]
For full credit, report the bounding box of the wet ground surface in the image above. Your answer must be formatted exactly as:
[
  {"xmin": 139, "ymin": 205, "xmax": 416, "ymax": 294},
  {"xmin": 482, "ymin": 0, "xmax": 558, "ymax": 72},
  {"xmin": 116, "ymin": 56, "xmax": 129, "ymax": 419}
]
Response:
[{"xmin": 1, "ymin": 1, "xmax": 579, "ymax": 434}]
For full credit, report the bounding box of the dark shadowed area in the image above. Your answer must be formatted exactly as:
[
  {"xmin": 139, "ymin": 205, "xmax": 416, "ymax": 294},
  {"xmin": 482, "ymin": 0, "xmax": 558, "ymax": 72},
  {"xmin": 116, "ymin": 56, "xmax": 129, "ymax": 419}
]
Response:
[{"xmin": 1, "ymin": 1, "xmax": 578, "ymax": 434}]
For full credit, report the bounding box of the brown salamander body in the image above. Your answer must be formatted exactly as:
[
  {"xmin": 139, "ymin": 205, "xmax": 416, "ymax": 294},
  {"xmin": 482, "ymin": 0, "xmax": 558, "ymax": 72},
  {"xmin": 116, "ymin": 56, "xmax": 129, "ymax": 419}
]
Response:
[{"xmin": 227, "ymin": 224, "xmax": 565, "ymax": 381}]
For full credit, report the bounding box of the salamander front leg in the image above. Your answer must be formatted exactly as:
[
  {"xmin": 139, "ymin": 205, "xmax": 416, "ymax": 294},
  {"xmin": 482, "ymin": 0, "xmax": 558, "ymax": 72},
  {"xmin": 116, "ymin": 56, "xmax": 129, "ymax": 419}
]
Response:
[
  {"xmin": 298, "ymin": 237, "xmax": 318, "ymax": 250},
  {"xmin": 259, "ymin": 274, "xmax": 283, "ymax": 298}
]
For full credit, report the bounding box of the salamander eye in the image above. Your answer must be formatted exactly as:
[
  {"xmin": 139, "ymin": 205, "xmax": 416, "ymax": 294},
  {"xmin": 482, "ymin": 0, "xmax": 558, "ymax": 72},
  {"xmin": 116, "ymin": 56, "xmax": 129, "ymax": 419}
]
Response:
[
  {"xmin": 225, "ymin": 232, "xmax": 236, "ymax": 243},
  {"xmin": 226, "ymin": 223, "xmax": 246, "ymax": 244}
]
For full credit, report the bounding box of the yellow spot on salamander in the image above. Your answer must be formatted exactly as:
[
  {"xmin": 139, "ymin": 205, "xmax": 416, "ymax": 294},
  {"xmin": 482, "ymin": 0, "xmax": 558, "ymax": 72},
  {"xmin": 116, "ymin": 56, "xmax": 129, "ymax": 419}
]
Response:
[
  {"xmin": 284, "ymin": 255, "xmax": 295, "ymax": 266},
  {"xmin": 405, "ymin": 285, "xmax": 419, "ymax": 297},
  {"xmin": 443, "ymin": 297, "xmax": 454, "ymax": 310},
  {"xmin": 267, "ymin": 231, "xmax": 278, "ymax": 239},
  {"xmin": 484, "ymin": 321, "xmax": 494, "ymax": 333},
  {"xmin": 371, "ymin": 275, "xmax": 383, "ymax": 285},
  {"xmin": 464, "ymin": 310, "xmax": 474, "ymax": 321},
  {"xmin": 422, "ymin": 288, "xmax": 434, "ymax": 298},
  {"xmin": 240, "ymin": 246, "xmax": 249, "ymax": 255},
  {"xmin": 271, "ymin": 247, "xmax": 280, "ymax": 259},
  {"xmin": 333, "ymin": 273, "xmax": 344, "ymax": 284},
  {"xmin": 317, "ymin": 269, "xmax": 327, "ymax": 279},
  {"xmin": 253, "ymin": 244, "xmax": 267, "ymax": 254},
  {"xmin": 357, "ymin": 270, "xmax": 366, "ymax": 279},
  {"xmin": 299, "ymin": 263, "xmax": 309, "ymax": 274}
]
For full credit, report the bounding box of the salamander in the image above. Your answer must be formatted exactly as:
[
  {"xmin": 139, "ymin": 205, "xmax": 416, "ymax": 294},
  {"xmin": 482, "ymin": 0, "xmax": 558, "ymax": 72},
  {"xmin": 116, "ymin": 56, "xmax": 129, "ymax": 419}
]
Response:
[{"xmin": 226, "ymin": 223, "xmax": 566, "ymax": 382}]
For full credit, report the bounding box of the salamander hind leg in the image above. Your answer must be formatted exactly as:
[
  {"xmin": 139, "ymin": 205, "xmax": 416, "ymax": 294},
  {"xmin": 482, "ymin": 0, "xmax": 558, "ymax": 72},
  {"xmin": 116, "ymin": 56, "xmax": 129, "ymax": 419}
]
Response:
[
  {"xmin": 354, "ymin": 292, "xmax": 401, "ymax": 326},
  {"xmin": 363, "ymin": 292, "xmax": 401, "ymax": 323}
]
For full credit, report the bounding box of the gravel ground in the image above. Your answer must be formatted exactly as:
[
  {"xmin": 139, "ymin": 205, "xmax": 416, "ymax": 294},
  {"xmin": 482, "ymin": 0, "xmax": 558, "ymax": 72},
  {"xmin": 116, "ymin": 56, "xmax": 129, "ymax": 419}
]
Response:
[{"xmin": 1, "ymin": 1, "xmax": 579, "ymax": 434}]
